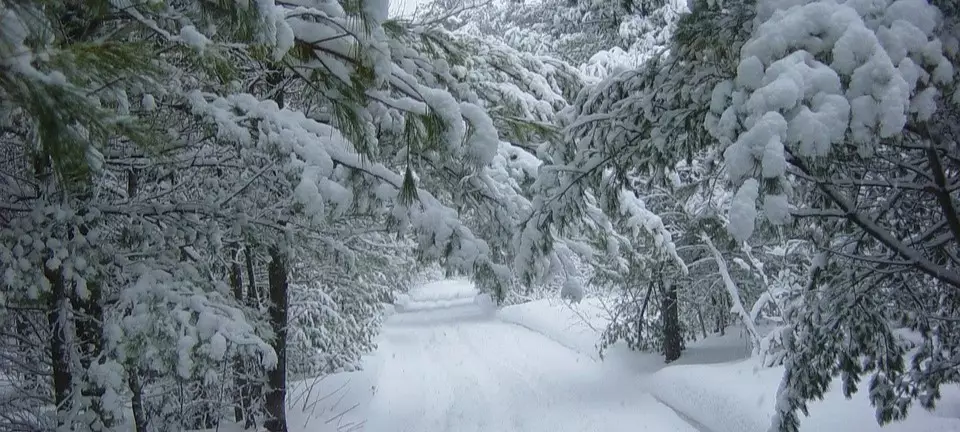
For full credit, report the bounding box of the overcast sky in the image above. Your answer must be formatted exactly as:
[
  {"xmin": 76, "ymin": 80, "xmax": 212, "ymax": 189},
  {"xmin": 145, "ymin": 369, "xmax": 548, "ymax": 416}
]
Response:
[{"xmin": 389, "ymin": 0, "xmax": 426, "ymax": 18}]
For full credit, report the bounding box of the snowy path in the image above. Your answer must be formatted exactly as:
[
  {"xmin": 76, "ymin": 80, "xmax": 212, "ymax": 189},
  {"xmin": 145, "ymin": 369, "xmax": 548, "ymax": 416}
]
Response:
[{"xmin": 363, "ymin": 283, "xmax": 704, "ymax": 432}]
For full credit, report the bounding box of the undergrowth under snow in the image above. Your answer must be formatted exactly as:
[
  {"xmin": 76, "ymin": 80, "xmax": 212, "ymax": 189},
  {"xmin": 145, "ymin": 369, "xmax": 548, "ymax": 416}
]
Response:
[{"xmin": 498, "ymin": 296, "xmax": 960, "ymax": 432}]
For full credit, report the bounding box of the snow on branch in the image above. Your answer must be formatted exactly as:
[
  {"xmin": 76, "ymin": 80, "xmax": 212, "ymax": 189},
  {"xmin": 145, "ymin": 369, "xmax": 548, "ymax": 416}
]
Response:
[
  {"xmin": 700, "ymin": 232, "xmax": 761, "ymax": 354},
  {"xmin": 186, "ymin": 89, "xmax": 510, "ymax": 283},
  {"xmin": 618, "ymin": 189, "xmax": 688, "ymax": 273}
]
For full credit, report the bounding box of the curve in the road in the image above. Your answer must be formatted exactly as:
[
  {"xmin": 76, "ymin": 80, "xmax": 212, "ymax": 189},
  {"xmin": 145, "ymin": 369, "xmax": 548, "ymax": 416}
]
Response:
[{"xmin": 363, "ymin": 300, "xmax": 707, "ymax": 432}]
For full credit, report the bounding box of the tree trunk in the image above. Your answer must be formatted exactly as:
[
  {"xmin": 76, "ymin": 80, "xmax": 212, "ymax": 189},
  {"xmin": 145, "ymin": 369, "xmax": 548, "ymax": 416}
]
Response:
[
  {"xmin": 712, "ymin": 294, "xmax": 727, "ymax": 335},
  {"xmin": 264, "ymin": 247, "xmax": 289, "ymax": 432},
  {"xmin": 129, "ymin": 372, "xmax": 147, "ymax": 432},
  {"xmin": 635, "ymin": 280, "xmax": 654, "ymax": 349},
  {"xmin": 124, "ymin": 166, "xmax": 147, "ymax": 432},
  {"xmin": 661, "ymin": 278, "xmax": 682, "ymax": 363},
  {"xmin": 231, "ymin": 254, "xmax": 244, "ymax": 301},
  {"xmin": 243, "ymin": 245, "xmax": 260, "ymax": 429},
  {"xmin": 229, "ymin": 251, "xmax": 248, "ymax": 424},
  {"xmin": 127, "ymin": 168, "xmax": 138, "ymax": 198},
  {"xmin": 262, "ymin": 61, "xmax": 288, "ymax": 432},
  {"xmin": 695, "ymin": 304, "xmax": 708, "ymax": 339},
  {"xmin": 245, "ymin": 247, "xmax": 259, "ymax": 307},
  {"xmin": 193, "ymin": 382, "xmax": 217, "ymax": 429},
  {"xmin": 75, "ymin": 277, "xmax": 111, "ymax": 429},
  {"xmin": 45, "ymin": 263, "xmax": 72, "ymax": 422}
]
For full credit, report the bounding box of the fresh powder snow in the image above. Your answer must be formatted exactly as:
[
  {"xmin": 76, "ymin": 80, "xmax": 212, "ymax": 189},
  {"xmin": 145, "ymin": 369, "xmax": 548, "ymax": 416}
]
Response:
[
  {"xmin": 5, "ymin": 1, "xmax": 960, "ymax": 432},
  {"xmin": 363, "ymin": 280, "xmax": 704, "ymax": 432},
  {"xmin": 269, "ymin": 280, "xmax": 960, "ymax": 432}
]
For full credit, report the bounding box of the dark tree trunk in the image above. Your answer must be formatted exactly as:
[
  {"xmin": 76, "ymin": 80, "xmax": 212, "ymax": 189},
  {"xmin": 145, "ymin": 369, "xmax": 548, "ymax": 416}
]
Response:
[
  {"xmin": 721, "ymin": 293, "xmax": 729, "ymax": 333},
  {"xmin": 245, "ymin": 247, "xmax": 259, "ymax": 307},
  {"xmin": 45, "ymin": 264, "xmax": 72, "ymax": 421},
  {"xmin": 695, "ymin": 304, "xmax": 708, "ymax": 339},
  {"xmin": 129, "ymin": 372, "xmax": 147, "ymax": 432},
  {"xmin": 662, "ymin": 279, "xmax": 682, "ymax": 363},
  {"xmin": 712, "ymin": 294, "xmax": 727, "ymax": 335},
  {"xmin": 264, "ymin": 247, "xmax": 289, "ymax": 432},
  {"xmin": 75, "ymin": 278, "xmax": 112, "ymax": 429},
  {"xmin": 192, "ymin": 383, "xmax": 217, "ymax": 429},
  {"xmin": 636, "ymin": 280, "xmax": 654, "ymax": 348},
  {"xmin": 261, "ymin": 61, "xmax": 288, "ymax": 432},
  {"xmin": 229, "ymin": 251, "xmax": 248, "ymax": 424},
  {"xmin": 124, "ymin": 167, "xmax": 147, "ymax": 432},
  {"xmin": 231, "ymin": 255, "xmax": 244, "ymax": 301},
  {"xmin": 127, "ymin": 168, "xmax": 138, "ymax": 198},
  {"xmin": 243, "ymin": 246, "xmax": 260, "ymax": 429}
]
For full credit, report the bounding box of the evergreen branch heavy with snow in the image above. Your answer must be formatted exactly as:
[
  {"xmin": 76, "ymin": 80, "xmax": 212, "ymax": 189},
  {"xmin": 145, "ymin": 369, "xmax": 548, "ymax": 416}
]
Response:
[{"xmin": 0, "ymin": 0, "xmax": 584, "ymax": 430}]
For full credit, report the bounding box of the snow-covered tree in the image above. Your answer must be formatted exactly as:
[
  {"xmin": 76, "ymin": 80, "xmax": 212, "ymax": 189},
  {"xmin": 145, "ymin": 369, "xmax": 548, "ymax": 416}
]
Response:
[
  {"xmin": 0, "ymin": 0, "xmax": 589, "ymax": 431},
  {"xmin": 512, "ymin": 0, "xmax": 772, "ymax": 363},
  {"xmin": 421, "ymin": 0, "xmax": 679, "ymax": 66},
  {"xmin": 705, "ymin": 0, "xmax": 960, "ymax": 430}
]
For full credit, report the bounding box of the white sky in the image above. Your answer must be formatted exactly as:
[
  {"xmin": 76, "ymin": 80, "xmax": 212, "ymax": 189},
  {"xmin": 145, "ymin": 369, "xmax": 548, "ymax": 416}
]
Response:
[{"xmin": 388, "ymin": 0, "xmax": 429, "ymax": 18}]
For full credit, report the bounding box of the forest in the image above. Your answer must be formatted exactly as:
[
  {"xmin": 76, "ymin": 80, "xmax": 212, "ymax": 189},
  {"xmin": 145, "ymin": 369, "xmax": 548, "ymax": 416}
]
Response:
[{"xmin": 0, "ymin": 0, "xmax": 958, "ymax": 431}]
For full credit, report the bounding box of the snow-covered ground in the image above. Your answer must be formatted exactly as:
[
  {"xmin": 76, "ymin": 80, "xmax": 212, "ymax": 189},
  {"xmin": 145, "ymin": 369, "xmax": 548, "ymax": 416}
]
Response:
[
  {"xmin": 393, "ymin": 278, "xmax": 478, "ymax": 312},
  {"xmin": 364, "ymin": 286, "xmax": 702, "ymax": 432},
  {"xmin": 212, "ymin": 355, "xmax": 382, "ymax": 432},
  {"xmin": 285, "ymin": 366, "xmax": 379, "ymax": 432},
  {"xmin": 651, "ymin": 359, "xmax": 960, "ymax": 432},
  {"xmin": 279, "ymin": 279, "xmax": 960, "ymax": 432},
  {"xmin": 498, "ymin": 296, "xmax": 753, "ymax": 370},
  {"xmin": 497, "ymin": 294, "xmax": 960, "ymax": 432}
]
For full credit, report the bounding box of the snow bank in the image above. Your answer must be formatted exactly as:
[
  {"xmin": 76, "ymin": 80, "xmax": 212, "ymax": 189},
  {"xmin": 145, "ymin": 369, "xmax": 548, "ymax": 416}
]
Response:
[
  {"xmin": 288, "ymin": 350, "xmax": 384, "ymax": 432},
  {"xmin": 285, "ymin": 366, "xmax": 379, "ymax": 432},
  {"xmin": 498, "ymin": 297, "xmax": 753, "ymax": 369},
  {"xmin": 498, "ymin": 296, "xmax": 960, "ymax": 432},
  {"xmin": 395, "ymin": 278, "xmax": 478, "ymax": 311},
  {"xmin": 381, "ymin": 302, "xmax": 396, "ymax": 317},
  {"xmin": 201, "ymin": 353, "xmax": 381, "ymax": 432},
  {"xmin": 648, "ymin": 360, "xmax": 960, "ymax": 432},
  {"xmin": 473, "ymin": 292, "xmax": 496, "ymax": 313},
  {"xmin": 396, "ymin": 297, "xmax": 476, "ymax": 312},
  {"xmin": 498, "ymin": 297, "xmax": 608, "ymax": 359}
]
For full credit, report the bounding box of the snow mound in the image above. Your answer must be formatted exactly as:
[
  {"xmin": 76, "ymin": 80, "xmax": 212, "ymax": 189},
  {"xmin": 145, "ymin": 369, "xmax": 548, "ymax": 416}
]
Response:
[
  {"xmin": 498, "ymin": 297, "xmax": 608, "ymax": 359},
  {"xmin": 498, "ymin": 297, "xmax": 959, "ymax": 431},
  {"xmin": 199, "ymin": 353, "xmax": 382, "ymax": 432},
  {"xmin": 473, "ymin": 292, "xmax": 496, "ymax": 313},
  {"xmin": 498, "ymin": 297, "xmax": 754, "ymax": 371},
  {"xmin": 395, "ymin": 279, "xmax": 478, "ymax": 312},
  {"xmin": 407, "ymin": 278, "xmax": 477, "ymax": 301},
  {"xmin": 649, "ymin": 359, "xmax": 960, "ymax": 432},
  {"xmin": 395, "ymin": 296, "xmax": 476, "ymax": 312}
]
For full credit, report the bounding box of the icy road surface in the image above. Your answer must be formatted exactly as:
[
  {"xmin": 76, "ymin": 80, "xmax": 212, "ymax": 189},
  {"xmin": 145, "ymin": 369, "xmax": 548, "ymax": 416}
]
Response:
[{"xmin": 363, "ymin": 281, "xmax": 703, "ymax": 432}]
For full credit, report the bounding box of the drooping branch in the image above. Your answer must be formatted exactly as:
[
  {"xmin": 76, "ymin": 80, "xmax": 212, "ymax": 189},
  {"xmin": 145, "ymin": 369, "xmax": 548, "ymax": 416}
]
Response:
[
  {"xmin": 700, "ymin": 232, "xmax": 761, "ymax": 353},
  {"xmin": 786, "ymin": 149, "xmax": 960, "ymax": 289}
]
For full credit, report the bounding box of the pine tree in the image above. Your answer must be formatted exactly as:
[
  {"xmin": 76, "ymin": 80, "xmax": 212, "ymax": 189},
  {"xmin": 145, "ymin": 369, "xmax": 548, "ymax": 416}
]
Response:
[
  {"xmin": 2, "ymin": 1, "xmax": 590, "ymax": 430},
  {"xmin": 703, "ymin": 1, "xmax": 960, "ymax": 430}
]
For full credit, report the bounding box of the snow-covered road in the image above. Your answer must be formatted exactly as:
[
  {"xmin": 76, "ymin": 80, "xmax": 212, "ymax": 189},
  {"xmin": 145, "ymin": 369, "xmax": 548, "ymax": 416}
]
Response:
[{"xmin": 363, "ymin": 283, "xmax": 703, "ymax": 432}]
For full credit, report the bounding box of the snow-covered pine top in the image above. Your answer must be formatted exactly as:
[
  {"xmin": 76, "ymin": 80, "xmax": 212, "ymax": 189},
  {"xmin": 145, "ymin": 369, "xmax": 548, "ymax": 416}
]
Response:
[
  {"xmin": 579, "ymin": 0, "xmax": 689, "ymax": 81},
  {"xmin": 708, "ymin": 0, "xmax": 956, "ymax": 241}
]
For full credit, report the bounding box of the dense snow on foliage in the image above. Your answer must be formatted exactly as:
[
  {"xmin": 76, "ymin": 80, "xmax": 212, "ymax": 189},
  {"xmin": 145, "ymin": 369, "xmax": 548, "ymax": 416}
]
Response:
[
  {"xmin": 2, "ymin": 0, "xmax": 959, "ymax": 431},
  {"xmin": 0, "ymin": 0, "xmax": 583, "ymax": 430}
]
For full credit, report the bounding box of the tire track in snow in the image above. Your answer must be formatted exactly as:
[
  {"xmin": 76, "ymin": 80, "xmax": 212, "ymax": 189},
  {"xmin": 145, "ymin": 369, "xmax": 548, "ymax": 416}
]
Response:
[
  {"xmin": 368, "ymin": 300, "xmax": 707, "ymax": 432},
  {"xmin": 650, "ymin": 394, "xmax": 715, "ymax": 432},
  {"xmin": 493, "ymin": 313, "xmax": 714, "ymax": 432},
  {"xmin": 457, "ymin": 323, "xmax": 550, "ymax": 430}
]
